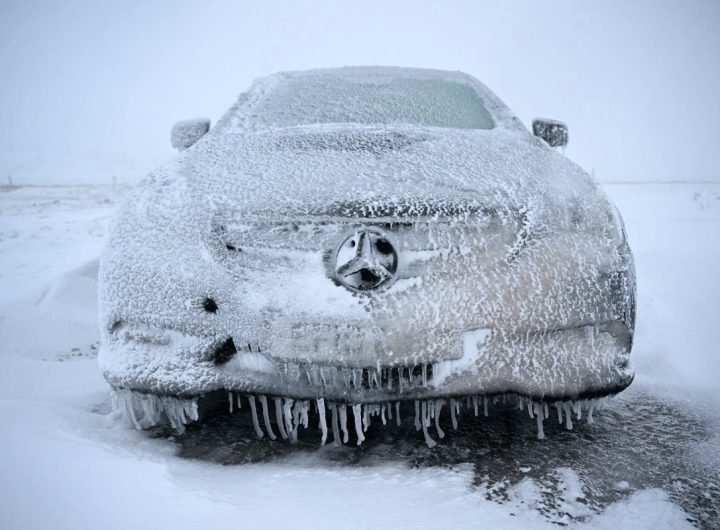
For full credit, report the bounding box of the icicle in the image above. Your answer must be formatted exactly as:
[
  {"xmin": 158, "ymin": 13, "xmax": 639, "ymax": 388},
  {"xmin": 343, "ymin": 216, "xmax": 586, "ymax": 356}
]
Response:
[
  {"xmin": 151, "ymin": 397, "xmax": 164, "ymax": 424},
  {"xmin": 434, "ymin": 399, "xmax": 446, "ymax": 439},
  {"xmin": 171, "ymin": 398, "xmax": 198, "ymax": 430},
  {"xmin": 563, "ymin": 402, "xmax": 573, "ymax": 430},
  {"xmin": 352, "ymin": 404, "xmax": 365, "ymax": 445},
  {"xmin": 114, "ymin": 392, "xmax": 133, "ymax": 428},
  {"xmin": 237, "ymin": 393, "xmax": 242, "ymax": 410},
  {"xmin": 421, "ymin": 401, "xmax": 437, "ymax": 448},
  {"xmin": 341, "ymin": 368, "xmax": 351, "ymax": 387},
  {"xmin": 274, "ymin": 398, "xmax": 288, "ymax": 440},
  {"xmin": 484, "ymin": 396, "xmax": 489, "ymax": 417},
  {"xmin": 380, "ymin": 404, "xmax": 387, "ymax": 425},
  {"xmin": 174, "ymin": 400, "xmax": 187, "ymax": 429},
  {"xmin": 395, "ymin": 402, "xmax": 402, "ymax": 426},
  {"xmin": 259, "ymin": 395, "xmax": 276, "ymax": 440},
  {"xmin": 587, "ymin": 402, "xmax": 595, "ymax": 424},
  {"xmin": 228, "ymin": 391, "xmax": 234, "ymax": 413},
  {"xmin": 518, "ymin": 396, "xmax": 524, "ymax": 411},
  {"xmin": 248, "ymin": 396, "xmax": 264, "ymax": 439},
  {"xmin": 283, "ymin": 398, "xmax": 296, "ymax": 442},
  {"xmin": 574, "ymin": 401, "xmax": 582, "ymax": 420},
  {"xmin": 174, "ymin": 399, "xmax": 189, "ymax": 430},
  {"xmin": 473, "ymin": 396, "xmax": 479, "ymax": 417},
  {"xmin": 387, "ymin": 368, "xmax": 393, "ymax": 390},
  {"xmin": 450, "ymin": 398, "xmax": 458, "ymax": 430},
  {"xmin": 135, "ymin": 395, "xmax": 148, "ymax": 423},
  {"xmin": 414, "ymin": 400, "xmax": 421, "ymax": 431},
  {"xmin": 319, "ymin": 367, "xmax": 328, "ymax": 388},
  {"xmin": 544, "ymin": 402, "xmax": 549, "ymax": 419},
  {"xmin": 137, "ymin": 395, "xmax": 152, "ymax": 425},
  {"xmin": 556, "ymin": 402, "xmax": 563, "ymax": 424},
  {"xmin": 301, "ymin": 401, "xmax": 309, "ymax": 429},
  {"xmin": 330, "ymin": 403, "xmax": 341, "ymax": 447},
  {"xmin": 352, "ymin": 369, "xmax": 362, "ymax": 389},
  {"xmin": 146, "ymin": 395, "xmax": 159, "ymax": 425},
  {"xmin": 362, "ymin": 404, "xmax": 370, "ymax": 432},
  {"xmin": 162, "ymin": 399, "xmax": 178, "ymax": 431},
  {"xmin": 292, "ymin": 401, "xmax": 302, "ymax": 433},
  {"xmin": 110, "ymin": 390, "xmax": 118, "ymax": 414},
  {"xmin": 387, "ymin": 402, "xmax": 393, "ymax": 420},
  {"xmin": 422, "ymin": 364, "xmax": 428, "ymax": 387},
  {"xmin": 138, "ymin": 395, "xmax": 160, "ymax": 426},
  {"xmin": 317, "ymin": 398, "xmax": 328, "ymax": 446},
  {"xmin": 123, "ymin": 392, "xmax": 143, "ymax": 430},
  {"xmin": 527, "ymin": 399, "xmax": 534, "ymax": 419},
  {"xmin": 339, "ymin": 405, "xmax": 349, "ymax": 443},
  {"xmin": 534, "ymin": 402, "xmax": 545, "ymax": 440},
  {"xmin": 398, "ymin": 367, "xmax": 404, "ymax": 393},
  {"xmin": 187, "ymin": 400, "xmax": 199, "ymax": 422},
  {"xmin": 173, "ymin": 401, "xmax": 187, "ymax": 431}
]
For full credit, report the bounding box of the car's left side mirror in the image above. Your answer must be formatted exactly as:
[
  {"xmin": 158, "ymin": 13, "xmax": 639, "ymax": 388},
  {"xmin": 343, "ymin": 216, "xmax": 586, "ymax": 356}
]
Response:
[
  {"xmin": 532, "ymin": 118, "xmax": 568, "ymax": 148},
  {"xmin": 171, "ymin": 118, "xmax": 211, "ymax": 151}
]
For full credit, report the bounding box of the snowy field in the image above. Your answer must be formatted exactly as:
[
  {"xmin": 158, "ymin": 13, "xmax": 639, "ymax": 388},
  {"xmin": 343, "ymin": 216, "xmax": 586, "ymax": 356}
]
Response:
[{"xmin": 0, "ymin": 181, "xmax": 718, "ymax": 529}]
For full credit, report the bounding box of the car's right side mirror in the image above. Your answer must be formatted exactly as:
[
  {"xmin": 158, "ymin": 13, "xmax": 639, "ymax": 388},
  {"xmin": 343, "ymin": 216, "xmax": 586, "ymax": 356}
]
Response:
[
  {"xmin": 171, "ymin": 118, "xmax": 211, "ymax": 151},
  {"xmin": 532, "ymin": 118, "xmax": 569, "ymax": 148}
]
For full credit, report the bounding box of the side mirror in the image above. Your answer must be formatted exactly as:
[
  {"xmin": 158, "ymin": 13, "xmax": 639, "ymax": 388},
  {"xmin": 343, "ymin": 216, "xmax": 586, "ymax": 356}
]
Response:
[
  {"xmin": 171, "ymin": 118, "xmax": 211, "ymax": 151},
  {"xmin": 532, "ymin": 118, "xmax": 568, "ymax": 148}
]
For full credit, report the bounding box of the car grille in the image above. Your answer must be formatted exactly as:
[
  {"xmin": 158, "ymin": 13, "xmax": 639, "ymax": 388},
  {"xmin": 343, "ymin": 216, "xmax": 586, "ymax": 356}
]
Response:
[{"xmin": 279, "ymin": 362, "xmax": 435, "ymax": 392}]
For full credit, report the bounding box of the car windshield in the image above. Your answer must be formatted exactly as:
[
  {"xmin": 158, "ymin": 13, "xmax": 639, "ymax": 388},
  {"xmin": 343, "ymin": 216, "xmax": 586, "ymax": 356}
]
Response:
[{"xmin": 249, "ymin": 75, "xmax": 495, "ymax": 130}]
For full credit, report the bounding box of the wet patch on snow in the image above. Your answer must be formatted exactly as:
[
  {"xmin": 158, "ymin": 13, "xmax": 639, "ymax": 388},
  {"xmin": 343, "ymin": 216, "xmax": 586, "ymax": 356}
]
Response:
[{"xmin": 152, "ymin": 385, "xmax": 718, "ymax": 526}]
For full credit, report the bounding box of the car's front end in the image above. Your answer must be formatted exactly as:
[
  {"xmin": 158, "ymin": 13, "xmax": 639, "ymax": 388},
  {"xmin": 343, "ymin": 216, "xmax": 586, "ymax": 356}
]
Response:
[{"xmin": 99, "ymin": 115, "xmax": 635, "ymax": 445}]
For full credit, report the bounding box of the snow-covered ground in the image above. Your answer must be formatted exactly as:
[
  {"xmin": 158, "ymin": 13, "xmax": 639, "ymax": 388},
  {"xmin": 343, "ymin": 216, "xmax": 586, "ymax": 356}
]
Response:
[{"xmin": 0, "ymin": 181, "xmax": 718, "ymax": 529}]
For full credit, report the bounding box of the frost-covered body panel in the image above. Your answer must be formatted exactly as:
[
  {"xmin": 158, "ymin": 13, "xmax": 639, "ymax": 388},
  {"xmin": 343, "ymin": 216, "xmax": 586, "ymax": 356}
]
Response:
[{"xmin": 99, "ymin": 67, "xmax": 635, "ymax": 440}]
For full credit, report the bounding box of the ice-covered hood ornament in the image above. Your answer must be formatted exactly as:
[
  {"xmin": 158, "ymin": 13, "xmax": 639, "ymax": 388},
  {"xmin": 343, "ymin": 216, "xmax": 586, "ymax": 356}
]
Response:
[
  {"xmin": 333, "ymin": 229, "xmax": 398, "ymax": 292},
  {"xmin": 99, "ymin": 67, "xmax": 635, "ymax": 447}
]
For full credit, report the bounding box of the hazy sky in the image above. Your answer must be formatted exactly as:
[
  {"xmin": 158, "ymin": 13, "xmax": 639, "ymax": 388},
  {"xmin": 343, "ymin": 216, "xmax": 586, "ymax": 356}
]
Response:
[{"xmin": 1, "ymin": 0, "xmax": 719, "ymax": 182}]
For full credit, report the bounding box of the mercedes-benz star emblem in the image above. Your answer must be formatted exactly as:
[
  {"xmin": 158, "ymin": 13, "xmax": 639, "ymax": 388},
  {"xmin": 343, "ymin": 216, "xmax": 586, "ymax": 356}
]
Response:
[{"xmin": 334, "ymin": 229, "xmax": 398, "ymax": 292}]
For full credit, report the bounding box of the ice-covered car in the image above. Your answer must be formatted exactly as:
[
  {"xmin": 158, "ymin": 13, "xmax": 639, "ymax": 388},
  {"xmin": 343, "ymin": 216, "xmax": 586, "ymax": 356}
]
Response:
[{"xmin": 100, "ymin": 67, "xmax": 635, "ymax": 446}]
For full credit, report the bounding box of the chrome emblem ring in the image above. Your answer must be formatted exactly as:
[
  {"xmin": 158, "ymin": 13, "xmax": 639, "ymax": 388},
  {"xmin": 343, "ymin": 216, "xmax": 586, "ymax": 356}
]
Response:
[{"xmin": 334, "ymin": 229, "xmax": 398, "ymax": 292}]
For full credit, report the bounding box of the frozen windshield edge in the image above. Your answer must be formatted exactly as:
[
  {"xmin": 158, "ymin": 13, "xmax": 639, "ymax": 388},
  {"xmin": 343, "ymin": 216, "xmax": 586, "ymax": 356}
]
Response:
[{"xmin": 249, "ymin": 77, "xmax": 495, "ymax": 130}]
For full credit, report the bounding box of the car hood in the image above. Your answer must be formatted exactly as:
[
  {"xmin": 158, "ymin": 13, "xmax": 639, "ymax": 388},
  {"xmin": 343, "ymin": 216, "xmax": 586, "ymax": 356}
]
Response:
[{"xmin": 163, "ymin": 125, "xmax": 607, "ymax": 229}]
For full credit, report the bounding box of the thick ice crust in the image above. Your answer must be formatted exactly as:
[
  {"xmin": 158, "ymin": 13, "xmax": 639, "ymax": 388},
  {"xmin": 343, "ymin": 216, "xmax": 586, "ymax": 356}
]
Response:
[{"xmin": 99, "ymin": 67, "xmax": 635, "ymax": 408}]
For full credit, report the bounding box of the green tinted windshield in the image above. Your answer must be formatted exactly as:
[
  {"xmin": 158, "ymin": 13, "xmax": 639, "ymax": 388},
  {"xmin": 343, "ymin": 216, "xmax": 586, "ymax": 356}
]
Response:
[{"xmin": 251, "ymin": 76, "xmax": 495, "ymax": 130}]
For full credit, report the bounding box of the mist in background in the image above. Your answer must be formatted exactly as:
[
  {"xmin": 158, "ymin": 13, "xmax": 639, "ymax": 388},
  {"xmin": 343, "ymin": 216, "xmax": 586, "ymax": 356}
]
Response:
[{"xmin": 1, "ymin": 0, "xmax": 718, "ymax": 184}]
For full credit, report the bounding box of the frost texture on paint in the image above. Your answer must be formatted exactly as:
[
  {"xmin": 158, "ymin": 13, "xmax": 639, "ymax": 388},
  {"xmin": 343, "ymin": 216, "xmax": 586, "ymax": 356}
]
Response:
[{"xmin": 99, "ymin": 67, "xmax": 635, "ymax": 440}]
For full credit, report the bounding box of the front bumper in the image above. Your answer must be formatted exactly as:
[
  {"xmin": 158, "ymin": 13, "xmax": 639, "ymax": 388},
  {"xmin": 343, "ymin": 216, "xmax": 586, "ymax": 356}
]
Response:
[{"xmin": 99, "ymin": 318, "xmax": 633, "ymax": 403}]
